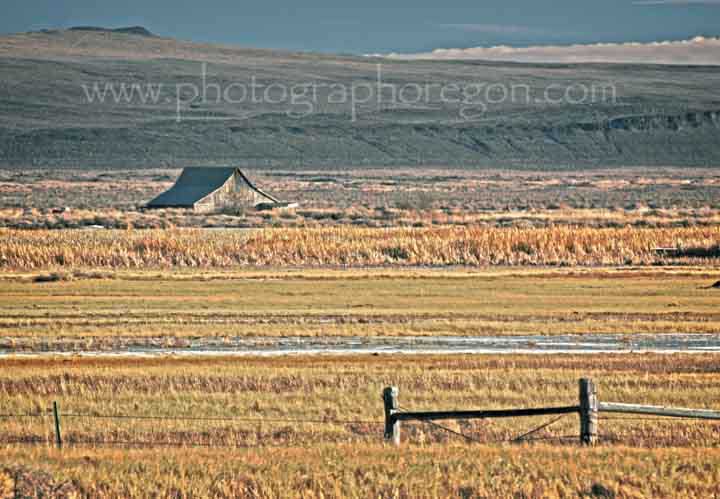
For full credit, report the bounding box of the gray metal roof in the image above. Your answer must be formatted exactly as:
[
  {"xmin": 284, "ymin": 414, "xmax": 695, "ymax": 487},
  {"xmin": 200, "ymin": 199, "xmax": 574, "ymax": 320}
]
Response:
[{"xmin": 147, "ymin": 167, "xmax": 274, "ymax": 208}]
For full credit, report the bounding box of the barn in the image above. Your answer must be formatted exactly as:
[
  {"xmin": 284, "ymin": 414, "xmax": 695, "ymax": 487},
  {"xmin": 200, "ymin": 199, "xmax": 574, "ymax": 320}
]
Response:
[{"xmin": 146, "ymin": 167, "xmax": 284, "ymax": 213}]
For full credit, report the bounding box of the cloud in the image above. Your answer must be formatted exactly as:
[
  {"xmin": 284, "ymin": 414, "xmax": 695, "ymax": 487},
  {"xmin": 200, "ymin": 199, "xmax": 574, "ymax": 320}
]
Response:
[
  {"xmin": 380, "ymin": 36, "xmax": 720, "ymax": 65},
  {"xmin": 633, "ymin": 0, "xmax": 720, "ymax": 5}
]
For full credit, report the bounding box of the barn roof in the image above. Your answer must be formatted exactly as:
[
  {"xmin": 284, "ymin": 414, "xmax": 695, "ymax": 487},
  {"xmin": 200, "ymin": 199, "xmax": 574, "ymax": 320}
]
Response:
[
  {"xmin": 147, "ymin": 167, "xmax": 279, "ymax": 208},
  {"xmin": 147, "ymin": 167, "xmax": 237, "ymax": 208}
]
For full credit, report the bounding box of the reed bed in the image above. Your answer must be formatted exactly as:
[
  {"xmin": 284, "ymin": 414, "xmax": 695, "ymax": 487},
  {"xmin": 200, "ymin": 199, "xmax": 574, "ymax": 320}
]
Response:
[{"xmin": 1, "ymin": 226, "xmax": 719, "ymax": 269}]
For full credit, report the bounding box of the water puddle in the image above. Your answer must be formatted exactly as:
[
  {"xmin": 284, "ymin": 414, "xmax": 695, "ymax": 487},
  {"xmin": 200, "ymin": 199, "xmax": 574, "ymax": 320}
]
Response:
[{"xmin": 2, "ymin": 334, "xmax": 720, "ymax": 357}]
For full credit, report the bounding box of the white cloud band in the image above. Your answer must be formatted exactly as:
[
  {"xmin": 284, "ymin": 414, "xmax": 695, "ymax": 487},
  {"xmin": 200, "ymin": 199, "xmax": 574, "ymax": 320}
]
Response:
[{"xmin": 379, "ymin": 36, "xmax": 720, "ymax": 65}]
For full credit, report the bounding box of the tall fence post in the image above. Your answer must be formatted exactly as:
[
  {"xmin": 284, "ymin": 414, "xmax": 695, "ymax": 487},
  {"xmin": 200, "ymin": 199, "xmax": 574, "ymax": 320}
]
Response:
[
  {"xmin": 579, "ymin": 379, "xmax": 598, "ymax": 445},
  {"xmin": 52, "ymin": 401, "xmax": 63, "ymax": 449},
  {"xmin": 383, "ymin": 386, "xmax": 400, "ymax": 446}
]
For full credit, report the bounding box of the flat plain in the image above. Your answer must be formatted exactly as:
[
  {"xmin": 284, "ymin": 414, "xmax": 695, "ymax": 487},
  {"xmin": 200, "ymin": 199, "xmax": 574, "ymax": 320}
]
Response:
[
  {"xmin": 1, "ymin": 265, "xmax": 720, "ymax": 496},
  {"xmin": 1, "ymin": 166, "xmax": 719, "ymax": 498},
  {"xmin": 1, "ymin": 267, "xmax": 720, "ymax": 352}
]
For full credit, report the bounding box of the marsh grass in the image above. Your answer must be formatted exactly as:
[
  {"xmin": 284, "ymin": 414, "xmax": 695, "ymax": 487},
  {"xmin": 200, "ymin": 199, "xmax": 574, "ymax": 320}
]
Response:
[{"xmin": 1, "ymin": 226, "xmax": 720, "ymax": 269}]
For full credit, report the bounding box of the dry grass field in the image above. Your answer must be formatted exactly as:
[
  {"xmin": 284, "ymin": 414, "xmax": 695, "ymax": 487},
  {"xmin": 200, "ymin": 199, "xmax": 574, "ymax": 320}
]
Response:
[
  {"xmin": 1, "ymin": 354, "xmax": 720, "ymax": 497},
  {"xmin": 0, "ymin": 267, "xmax": 719, "ymax": 352},
  {"xmin": 2, "ymin": 167, "xmax": 719, "ymax": 497}
]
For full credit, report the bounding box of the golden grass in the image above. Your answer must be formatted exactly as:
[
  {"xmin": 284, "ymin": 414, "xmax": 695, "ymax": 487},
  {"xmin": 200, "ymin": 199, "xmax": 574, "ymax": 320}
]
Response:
[
  {"xmin": 1, "ymin": 354, "xmax": 719, "ymax": 448},
  {"xmin": 1, "ymin": 226, "xmax": 719, "ymax": 269},
  {"xmin": 1, "ymin": 268, "xmax": 719, "ymax": 345},
  {"xmin": 1, "ymin": 354, "xmax": 720, "ymax": 497},
  {"xmin": 1, "ymin": 224, "xmax": 718, "ymax": 496},
  {"xmin": 3, "ymin": 445, "xmax": 720, "ymax": 498}
]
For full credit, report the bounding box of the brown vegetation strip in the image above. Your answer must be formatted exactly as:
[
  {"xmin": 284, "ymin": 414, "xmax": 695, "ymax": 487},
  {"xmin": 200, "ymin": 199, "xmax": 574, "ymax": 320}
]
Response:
[
  {"xmin": 2, "ymin": 353, "xmax": 719, "ymax": 374},
  {"xmin": 3, "ymin": 311, "xmax": 719, "ymax": 327},
  {"xmin": 1, "ymin": 226, "xmax": 719, "ymax": 269}
]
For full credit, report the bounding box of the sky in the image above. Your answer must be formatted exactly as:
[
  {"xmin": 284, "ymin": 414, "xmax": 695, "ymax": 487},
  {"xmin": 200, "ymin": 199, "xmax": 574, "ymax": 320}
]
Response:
[{"xmin": 1, "ymin": 0, "xmax": 720, "ymax": 55}]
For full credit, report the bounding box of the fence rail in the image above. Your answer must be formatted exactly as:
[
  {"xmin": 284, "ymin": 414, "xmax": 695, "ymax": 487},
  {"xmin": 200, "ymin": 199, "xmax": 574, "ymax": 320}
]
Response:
[
  {"xmin": 598, "ymin": 402, "xmax": 720, "ymax": 420},
  {"xmin": 391, "ymin": 406, "xmax": 579, "ymax": 422}
]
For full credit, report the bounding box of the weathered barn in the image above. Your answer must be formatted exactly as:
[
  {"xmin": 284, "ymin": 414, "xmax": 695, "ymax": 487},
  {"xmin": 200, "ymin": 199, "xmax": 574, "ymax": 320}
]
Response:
[{"xmin": 147, "ymin": 167, "xmax": 283, "ymax": 213}]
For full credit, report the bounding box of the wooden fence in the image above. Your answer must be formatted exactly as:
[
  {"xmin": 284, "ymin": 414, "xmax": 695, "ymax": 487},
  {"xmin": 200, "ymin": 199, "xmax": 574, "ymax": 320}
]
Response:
[
  {"xmin": 383, "ymin": 378, "xmax": 720, "ymax": 446},
  {"xmin": 3, "ymin": 378, "xmax": 719, "ymax": 448}
]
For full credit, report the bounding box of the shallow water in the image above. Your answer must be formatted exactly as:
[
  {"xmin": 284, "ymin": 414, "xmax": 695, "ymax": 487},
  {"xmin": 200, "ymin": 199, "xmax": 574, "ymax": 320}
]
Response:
[{"xmin": 2, "ymin": 333, "xmax": 720, "ymax": 358}]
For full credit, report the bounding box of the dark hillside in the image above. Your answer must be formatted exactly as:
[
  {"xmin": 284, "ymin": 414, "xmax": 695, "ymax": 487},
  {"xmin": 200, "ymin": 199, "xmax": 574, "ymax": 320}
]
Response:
[{"xmin": 1, "ymin": 30, "xmax": 719, "ymax": 169}]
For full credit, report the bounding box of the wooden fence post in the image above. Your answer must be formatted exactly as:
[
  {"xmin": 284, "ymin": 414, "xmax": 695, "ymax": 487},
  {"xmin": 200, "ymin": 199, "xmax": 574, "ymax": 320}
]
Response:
[
  {"xmin": 579, "ymin": 379, "xmax": 598, "ymax": 445},
  {"xmin": 383, "ymin": 386, "xmax": 400, "ymax": 446},
  {"xmin": 53, "ymin": 401, "xmax": 63, "ymax": 449}
]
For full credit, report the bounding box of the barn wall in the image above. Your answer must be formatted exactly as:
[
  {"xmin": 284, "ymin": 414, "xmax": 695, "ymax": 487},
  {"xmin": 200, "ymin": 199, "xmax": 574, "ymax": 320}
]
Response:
[
  {"xmin": 233, "ymin": 172, "xmax": 268, "ymax": 206},
  {"xmin": 193, "ymin": 173, "xmax": 272, "ymax": 213}
]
